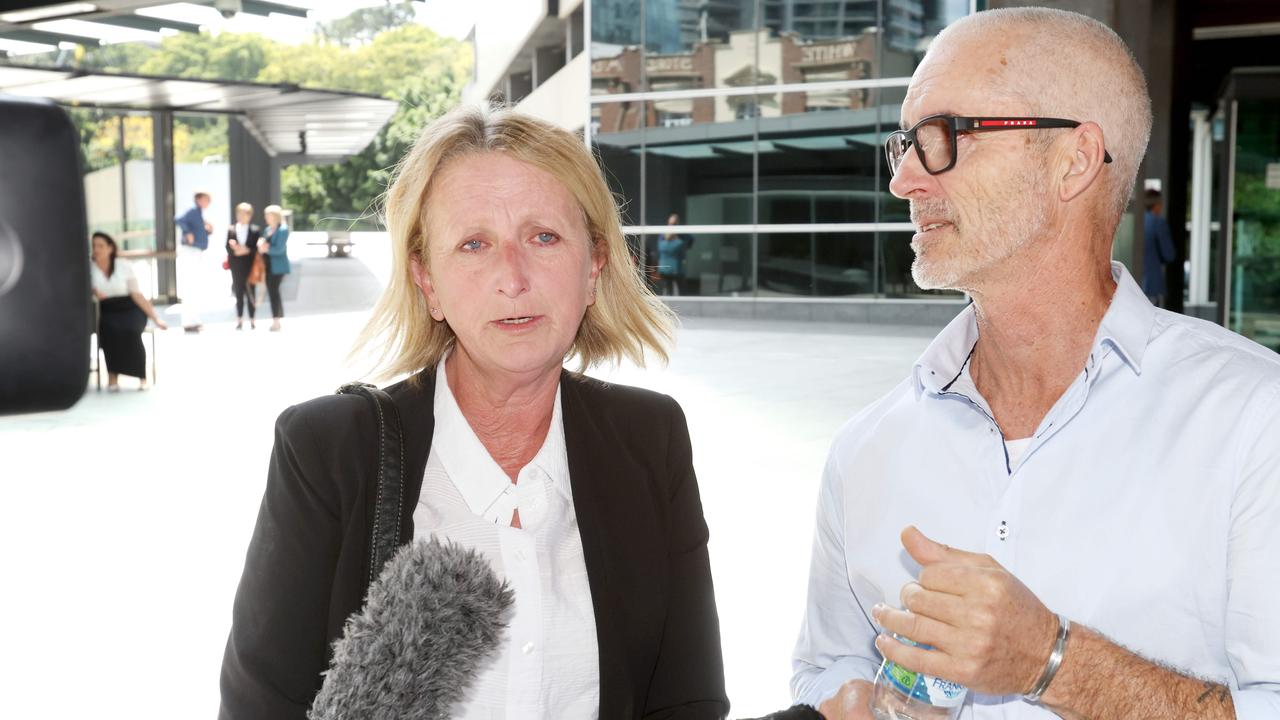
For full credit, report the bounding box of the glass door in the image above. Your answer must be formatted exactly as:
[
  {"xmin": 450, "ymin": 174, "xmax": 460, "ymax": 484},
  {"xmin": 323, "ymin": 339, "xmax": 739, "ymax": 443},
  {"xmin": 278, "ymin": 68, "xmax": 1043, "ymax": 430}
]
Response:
[{"xmin": 1227, "ymin": 97, "xmax": 1280, "ymax": 351}]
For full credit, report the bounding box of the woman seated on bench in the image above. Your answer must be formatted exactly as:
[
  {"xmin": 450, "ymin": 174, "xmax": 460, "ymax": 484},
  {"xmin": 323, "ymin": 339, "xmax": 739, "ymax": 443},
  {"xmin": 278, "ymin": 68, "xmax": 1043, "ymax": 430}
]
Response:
[{"xmin": 91, "ymin": 231, "xmax": 167, "ymax": 391}]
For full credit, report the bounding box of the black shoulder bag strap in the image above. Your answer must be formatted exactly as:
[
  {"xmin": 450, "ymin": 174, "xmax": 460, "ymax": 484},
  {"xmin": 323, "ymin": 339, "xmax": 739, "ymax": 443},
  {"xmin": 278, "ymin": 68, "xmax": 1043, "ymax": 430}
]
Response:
[{"xmin": 336, "ymin": 381, "xmax": 406, "ymax": 585}]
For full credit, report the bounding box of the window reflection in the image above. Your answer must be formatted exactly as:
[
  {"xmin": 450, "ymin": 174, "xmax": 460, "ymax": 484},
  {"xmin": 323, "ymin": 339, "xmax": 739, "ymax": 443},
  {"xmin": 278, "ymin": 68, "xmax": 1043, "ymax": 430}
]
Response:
[
  {"xmin": 878, "ymin": 231, "xmax": 962, "ymax": 298},
  {"xmin": 757, "ymin": 232, "xmax": 876, "ymax": 297},
  {"xmin": 639, "ymin": 233, "xmax": 755, "ymax": 297},
  {"xmin": 589, "ymin": 0, "xmax": 971, "ymax": 303}
]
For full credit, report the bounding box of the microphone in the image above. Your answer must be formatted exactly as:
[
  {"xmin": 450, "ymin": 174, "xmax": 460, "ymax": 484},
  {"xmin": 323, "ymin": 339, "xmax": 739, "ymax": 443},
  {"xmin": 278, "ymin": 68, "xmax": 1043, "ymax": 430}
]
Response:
[{"xmin": 308, "ymin": 538, "xmax": 514, "ymax": 720}]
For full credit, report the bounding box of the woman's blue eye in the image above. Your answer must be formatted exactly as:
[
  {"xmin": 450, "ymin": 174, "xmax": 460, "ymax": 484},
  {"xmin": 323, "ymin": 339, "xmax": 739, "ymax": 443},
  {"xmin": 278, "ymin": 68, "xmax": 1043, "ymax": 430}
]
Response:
[
  {"xmin": 535, "ymin": 232, "xmax": 557, "ymax": 244},
  {"xmin": 461, "ymin": 239, "xmax": 482, "ymax": 251}
]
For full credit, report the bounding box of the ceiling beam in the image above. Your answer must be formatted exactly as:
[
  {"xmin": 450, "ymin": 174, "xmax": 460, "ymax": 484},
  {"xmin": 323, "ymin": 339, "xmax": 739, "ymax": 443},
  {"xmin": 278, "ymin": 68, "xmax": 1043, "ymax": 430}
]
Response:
[
  {"xmin": 0, "ymin": 27, "xmax": 99, "ymax": 46},
  {"xmin": 94, "ymin": 14, "xmax": 203, "ymax": 35},
  {"xmin": 240, "ymin": 1, "xmax": 309, "ymax": 19}
]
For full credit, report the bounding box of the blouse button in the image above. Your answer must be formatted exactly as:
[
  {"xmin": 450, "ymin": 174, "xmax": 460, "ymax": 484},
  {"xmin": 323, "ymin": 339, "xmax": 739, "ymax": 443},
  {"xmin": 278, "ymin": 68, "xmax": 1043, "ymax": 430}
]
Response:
[
  {"xmin": 522, "ymin": 642, "xmax": 535, "ymax": 655},
  {"xmin": 997, "ymin": 520, "xmax": 1010, "ymax": 541}
]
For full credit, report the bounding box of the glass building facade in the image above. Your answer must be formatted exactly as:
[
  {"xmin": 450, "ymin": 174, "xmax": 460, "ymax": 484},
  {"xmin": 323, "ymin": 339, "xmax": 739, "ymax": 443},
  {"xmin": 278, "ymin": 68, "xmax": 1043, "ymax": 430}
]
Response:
[{"xmin": 590, "ymin": 0, "xmax": 973, "ymax": 298}]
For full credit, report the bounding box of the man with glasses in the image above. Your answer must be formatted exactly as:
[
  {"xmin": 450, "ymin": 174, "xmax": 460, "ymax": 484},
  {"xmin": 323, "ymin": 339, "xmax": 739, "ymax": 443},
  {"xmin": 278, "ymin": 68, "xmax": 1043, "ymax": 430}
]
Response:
[{"xmin": 791, "ymin": 7, "xmax": 1280, "ymax": 720}]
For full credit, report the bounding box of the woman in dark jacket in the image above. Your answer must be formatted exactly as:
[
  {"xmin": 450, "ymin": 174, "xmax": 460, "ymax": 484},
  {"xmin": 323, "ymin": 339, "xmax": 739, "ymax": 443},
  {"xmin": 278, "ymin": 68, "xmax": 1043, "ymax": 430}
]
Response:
[
  {"xmin": 225, "ymin": 202, "xmax": 260, "ymax": 330},
  {"xmin": 219, "ymin": 105, "xmax": 728, "ymax": 720}
]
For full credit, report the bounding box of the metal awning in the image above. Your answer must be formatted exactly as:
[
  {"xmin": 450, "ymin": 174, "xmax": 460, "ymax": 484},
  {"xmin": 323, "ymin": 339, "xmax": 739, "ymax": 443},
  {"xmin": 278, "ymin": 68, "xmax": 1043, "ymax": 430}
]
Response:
[{"xmin": 0, "ymin": 63, "xmax": 398, "ymax": 157}]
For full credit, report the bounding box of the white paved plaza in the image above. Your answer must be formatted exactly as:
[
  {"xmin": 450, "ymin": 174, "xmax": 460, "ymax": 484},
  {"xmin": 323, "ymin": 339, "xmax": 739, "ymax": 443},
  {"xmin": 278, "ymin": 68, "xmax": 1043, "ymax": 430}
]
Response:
[{"xmin": 0, "ymin": 239, "xmax": 942, "ymax": 718}]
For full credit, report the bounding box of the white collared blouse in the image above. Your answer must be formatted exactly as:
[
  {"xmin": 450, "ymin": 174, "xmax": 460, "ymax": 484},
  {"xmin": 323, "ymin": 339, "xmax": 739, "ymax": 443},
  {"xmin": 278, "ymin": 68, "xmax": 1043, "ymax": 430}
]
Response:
[{"xmin": 412, "ymin": 356, "xmax": 600, "ymax": 720}]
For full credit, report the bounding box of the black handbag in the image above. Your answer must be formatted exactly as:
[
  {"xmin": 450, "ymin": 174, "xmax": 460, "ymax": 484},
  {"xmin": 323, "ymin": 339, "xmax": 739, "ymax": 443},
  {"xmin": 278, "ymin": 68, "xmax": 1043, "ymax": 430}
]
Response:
[{"xmin": 336, "ymin": 381, "xmax": 407, "ymax": 584}]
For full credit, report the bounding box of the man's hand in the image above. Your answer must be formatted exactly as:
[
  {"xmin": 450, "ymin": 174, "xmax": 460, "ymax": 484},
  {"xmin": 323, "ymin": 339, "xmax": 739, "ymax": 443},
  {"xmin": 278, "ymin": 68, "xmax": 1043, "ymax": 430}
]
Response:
[
  {"xmin": 871, "ymin": 526, "xmax": 1057, "ymax": 697},
  {"xmin": 184, "ymin": 233, "xmax": 194, "ymax": 246},
  {"xmin": 818, "ymin": 679, "xmax": 874, "ymax": 720},
  {"xmin": 203, "ymin": 221, "xmax": 213, "ymax": 232}
]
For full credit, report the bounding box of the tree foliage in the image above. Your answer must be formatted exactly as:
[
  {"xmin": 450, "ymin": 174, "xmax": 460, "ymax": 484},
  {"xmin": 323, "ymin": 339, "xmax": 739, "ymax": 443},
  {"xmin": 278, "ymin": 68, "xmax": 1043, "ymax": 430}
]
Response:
[
  {"xmin": 24, "ymin": 3, "xmax": 470, "ymax": 226},
  {"xmin": 316, "ymin": 0, "xmax": 416, "ymax": 47},
  {"xmin": 268, "ymin": 24, "xmax": 470, "ymax": 222}
]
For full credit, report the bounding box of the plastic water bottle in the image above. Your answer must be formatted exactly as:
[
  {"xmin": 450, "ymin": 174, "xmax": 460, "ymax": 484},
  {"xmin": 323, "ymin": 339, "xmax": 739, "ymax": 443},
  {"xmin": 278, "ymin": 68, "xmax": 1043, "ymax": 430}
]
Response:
[{"xmin": 871, "ymin": 633, "xmax": 967, "ymax": 720}]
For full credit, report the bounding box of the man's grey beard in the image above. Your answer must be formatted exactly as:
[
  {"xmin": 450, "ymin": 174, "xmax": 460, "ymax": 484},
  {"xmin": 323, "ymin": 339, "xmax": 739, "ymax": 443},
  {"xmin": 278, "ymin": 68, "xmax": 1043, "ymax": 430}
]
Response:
[{"xmin": 909, "ymin": 173, "xmax": 1050, "ymax": 291}]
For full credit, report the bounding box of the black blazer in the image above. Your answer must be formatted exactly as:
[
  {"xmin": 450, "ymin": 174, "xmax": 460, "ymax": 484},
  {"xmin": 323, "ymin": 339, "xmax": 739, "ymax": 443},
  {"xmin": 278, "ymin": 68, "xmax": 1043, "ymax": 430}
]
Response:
[
  {"xmin": 219, "ymin": 368, "xmax": 728, "ymax": 719},
  {"xmin": 225, "ymin": 225, "xmax": 260, "ymax": 276}
]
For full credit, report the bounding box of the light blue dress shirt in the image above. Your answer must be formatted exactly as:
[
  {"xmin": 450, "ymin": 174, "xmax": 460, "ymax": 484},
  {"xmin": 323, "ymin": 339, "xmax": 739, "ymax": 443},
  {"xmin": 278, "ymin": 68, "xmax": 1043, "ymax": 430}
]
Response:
[{"xmin": 792, "ymin": 263, "xmax": 1280, "ymax": 718}]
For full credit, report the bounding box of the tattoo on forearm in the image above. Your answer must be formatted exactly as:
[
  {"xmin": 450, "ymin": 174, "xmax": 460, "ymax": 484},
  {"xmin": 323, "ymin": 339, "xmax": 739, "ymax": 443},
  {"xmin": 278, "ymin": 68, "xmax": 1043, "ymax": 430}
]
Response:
[{"xmin": 1195, "ymin": 681, "xmax": 1230, "ymax": 705}]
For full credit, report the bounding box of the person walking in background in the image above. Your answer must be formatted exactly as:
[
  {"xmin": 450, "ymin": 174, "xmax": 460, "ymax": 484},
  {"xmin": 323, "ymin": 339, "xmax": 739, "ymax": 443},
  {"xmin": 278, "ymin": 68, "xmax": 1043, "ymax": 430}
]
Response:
[
  {"xmin": 90, "ymin": 231, "xmax": 167, "ymax": 391},
  {"xmin": 1142, "ymin": 188, "xmax": 1177, "ymax": 307},
  {"xmin": 657, "ymin": 212, "xmax": 693, "ymax": 295},
  {"xmin": 226, "ymin": 202, "xmax": 261, "ymax": 330},
  {"xmin": 257, "ymin": 204, "xmax": 290, "ymax": 331},
  {"xmin": 175, "ymin": 190, "xmax": 213, "ymax": 332}
]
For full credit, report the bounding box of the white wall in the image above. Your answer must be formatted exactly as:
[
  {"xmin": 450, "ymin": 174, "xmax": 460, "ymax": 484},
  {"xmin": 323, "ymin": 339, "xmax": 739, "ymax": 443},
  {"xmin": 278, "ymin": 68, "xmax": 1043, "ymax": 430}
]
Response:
[
  {"xmin": 465, "ymin": 0, "xmax": 549, "ymax": 102},
  {"xmin": 84, "ymin": 160, "xmax": 153, "ymax": 242},
  {"xmin": 515, "ymin": 50, "xmax": 588, "ymax": 131},
  {"xmin": 83, "ymin": 161, "xmax": 231, "ymax": 246}
]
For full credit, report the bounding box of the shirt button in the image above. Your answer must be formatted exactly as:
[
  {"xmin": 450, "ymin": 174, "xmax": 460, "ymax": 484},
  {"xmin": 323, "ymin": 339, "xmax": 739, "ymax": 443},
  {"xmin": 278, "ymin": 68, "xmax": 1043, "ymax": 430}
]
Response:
[
  {"xmin": 515, "ymin": 548, "xmax": 527, "ymax": 562},
  {"xmin": 522, "ymin": 642, "xmax": 535, "ymax": 655},
  {"xmin": 997, "ymin": 520, "xmax": 1010, "ymax": 541}
]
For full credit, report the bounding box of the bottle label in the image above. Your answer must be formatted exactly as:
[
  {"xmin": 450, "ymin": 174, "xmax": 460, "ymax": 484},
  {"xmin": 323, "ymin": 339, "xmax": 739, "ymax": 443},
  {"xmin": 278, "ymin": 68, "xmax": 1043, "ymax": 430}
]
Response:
[{"xmin": 882, "ymin": 636, "xmax": 967, "ymax": 709}]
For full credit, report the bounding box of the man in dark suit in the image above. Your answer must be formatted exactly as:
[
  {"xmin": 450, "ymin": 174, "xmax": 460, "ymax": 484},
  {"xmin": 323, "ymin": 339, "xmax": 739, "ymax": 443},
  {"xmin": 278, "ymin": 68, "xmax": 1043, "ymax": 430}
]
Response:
[{"xmin": 1142, "ymin": 189, "xmax": 1176, "ymax": 307}]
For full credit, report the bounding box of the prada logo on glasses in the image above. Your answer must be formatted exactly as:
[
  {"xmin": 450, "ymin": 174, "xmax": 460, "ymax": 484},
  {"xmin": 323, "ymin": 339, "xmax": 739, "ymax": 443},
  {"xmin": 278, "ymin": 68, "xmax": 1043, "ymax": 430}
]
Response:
[{"xmin": 884, "ymin": 115, "xmax": 1114, "ymax": 176}]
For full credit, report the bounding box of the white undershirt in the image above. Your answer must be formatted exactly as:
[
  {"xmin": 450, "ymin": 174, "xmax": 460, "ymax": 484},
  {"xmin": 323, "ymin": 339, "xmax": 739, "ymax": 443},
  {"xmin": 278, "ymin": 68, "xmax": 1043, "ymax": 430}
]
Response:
[
  {"xmin": 235, "ymin": 223, "xmax": 248, "ymax": 245},
  {"xmin": 412, "ymin": 356, "xmax": 599, "ymax": 719},
  {"xmin": 1004, "ymin": 437, "xmax": 1032, "ymax": 469}
]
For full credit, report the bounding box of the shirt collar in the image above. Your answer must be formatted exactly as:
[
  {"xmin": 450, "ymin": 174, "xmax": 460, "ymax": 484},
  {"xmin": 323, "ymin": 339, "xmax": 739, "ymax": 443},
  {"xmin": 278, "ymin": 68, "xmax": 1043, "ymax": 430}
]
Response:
[
  {"xmin": 530, "ymin": 392, "xmax": 572, "ymax": 501},
  {"xmin": 913, "ymin": 304, "xmax": 979, "ymax": 397},
  {"xmin": 432, "ymin": 353, "xmax": 572, "ymax": 519},
  {"xmin": 913, "ymin": 261, "xmax": 1156, "ymax": 396},
  {"xmin": 1093, "ymin": 261, "xmax": 1156, "ymax": 375}
]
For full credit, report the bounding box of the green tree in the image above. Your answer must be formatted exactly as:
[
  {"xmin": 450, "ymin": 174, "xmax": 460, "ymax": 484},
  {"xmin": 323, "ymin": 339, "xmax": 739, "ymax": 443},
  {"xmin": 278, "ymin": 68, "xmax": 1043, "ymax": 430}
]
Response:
[
  {"xmin": 270, "ymin": 24, "xmax": 471, "ymax": 223},
  {"xmin": 74, "ymin": 42, "xmax": 159, "ymax": 74},
  {"xmin": 138, "ymin": 31, "xmax": 273, "ymax": 81},
  {"xmin": 174, "ymin": 116, "xmax": 230, "ymax": 164},
  {"xmin": 20, "ymin": 4, "xmax": 471, "ymax": 227},
  {"xmin": 316, "ymin": 0, "xmax": 416, "ymax": 47}
]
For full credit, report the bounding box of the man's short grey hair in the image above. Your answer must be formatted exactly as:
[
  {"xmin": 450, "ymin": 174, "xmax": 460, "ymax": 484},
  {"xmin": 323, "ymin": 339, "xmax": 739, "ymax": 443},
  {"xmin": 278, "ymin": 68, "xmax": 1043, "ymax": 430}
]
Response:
[{"xmin": 936, "ymin": 8, "xmax": 1153, "ymax": 220}]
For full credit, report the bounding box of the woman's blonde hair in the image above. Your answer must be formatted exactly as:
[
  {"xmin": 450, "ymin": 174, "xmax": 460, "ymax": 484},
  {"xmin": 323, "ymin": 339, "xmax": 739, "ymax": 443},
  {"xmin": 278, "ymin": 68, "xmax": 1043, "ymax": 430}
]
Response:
[{"xmin": 352, "ymin": 103, "xmax": 675, "ymax": 382}]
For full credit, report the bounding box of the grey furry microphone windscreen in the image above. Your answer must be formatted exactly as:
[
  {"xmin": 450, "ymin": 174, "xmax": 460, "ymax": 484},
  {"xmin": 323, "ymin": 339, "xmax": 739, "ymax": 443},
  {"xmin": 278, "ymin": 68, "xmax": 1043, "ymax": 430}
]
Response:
[{"xmin": 308, "ymin": 538, "xmax": 515, "ymax": 720}]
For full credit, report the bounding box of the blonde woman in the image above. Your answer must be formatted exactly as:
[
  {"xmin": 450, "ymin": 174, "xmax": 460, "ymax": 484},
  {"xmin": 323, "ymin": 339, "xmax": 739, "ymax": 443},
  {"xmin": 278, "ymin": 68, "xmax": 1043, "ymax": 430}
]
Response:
[
  {"xmin": 219, "ymin": 105, "xmax": 728, "ymax": 719},
  {"xmin": 257, "ymin": 204, "xmax": 290, "ymax": 330},
  {"xmin": 225, "ymin": 202, "xmax": 260, "ymax": 330}
]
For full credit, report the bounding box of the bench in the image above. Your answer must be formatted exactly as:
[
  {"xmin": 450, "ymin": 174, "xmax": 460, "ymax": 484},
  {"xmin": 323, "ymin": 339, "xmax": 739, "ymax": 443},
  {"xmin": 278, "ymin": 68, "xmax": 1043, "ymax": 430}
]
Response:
[{"xmin": 305, "ymin": 230, "xmax": 355, "ymax": 258}]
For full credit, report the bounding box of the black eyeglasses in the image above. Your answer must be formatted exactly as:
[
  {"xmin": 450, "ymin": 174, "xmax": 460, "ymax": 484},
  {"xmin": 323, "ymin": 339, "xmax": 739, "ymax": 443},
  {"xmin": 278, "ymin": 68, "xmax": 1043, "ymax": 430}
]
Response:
[{"xmin": 884, "ymin": 115, "xmax": 1114, "ymax": 177}]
